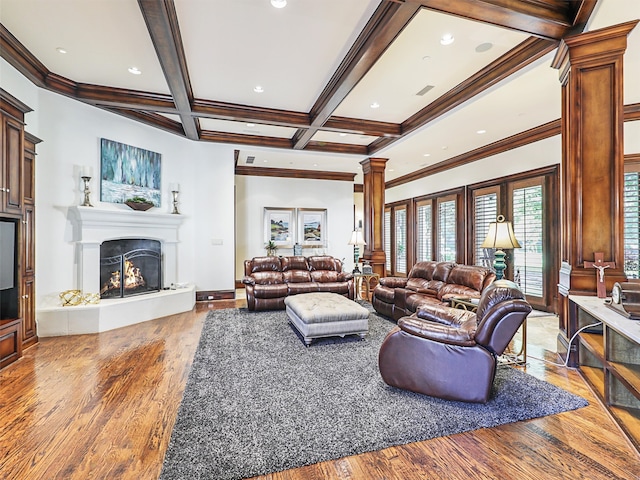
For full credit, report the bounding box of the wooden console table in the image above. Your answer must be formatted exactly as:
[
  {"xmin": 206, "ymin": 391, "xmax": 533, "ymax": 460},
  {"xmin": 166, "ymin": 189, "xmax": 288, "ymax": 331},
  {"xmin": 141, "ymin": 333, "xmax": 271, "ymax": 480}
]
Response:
[{"xmin": 569, "ymin": 295, "xmax": 640, "ymax": 453}]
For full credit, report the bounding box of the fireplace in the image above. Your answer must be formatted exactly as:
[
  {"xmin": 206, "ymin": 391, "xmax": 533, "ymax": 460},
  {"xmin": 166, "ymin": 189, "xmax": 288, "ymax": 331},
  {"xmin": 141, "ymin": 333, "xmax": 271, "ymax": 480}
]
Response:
[{"xmin": 100, "ymin": 239, "xmax": 161, "ymax": 299}]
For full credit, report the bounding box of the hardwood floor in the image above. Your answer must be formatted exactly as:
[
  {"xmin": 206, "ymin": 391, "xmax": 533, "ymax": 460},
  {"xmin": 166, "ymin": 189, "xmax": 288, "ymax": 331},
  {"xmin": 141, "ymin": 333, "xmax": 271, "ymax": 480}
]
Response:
[{"xmin": 0, "ymin": 299, "xmax": 638, "ymax": 480}]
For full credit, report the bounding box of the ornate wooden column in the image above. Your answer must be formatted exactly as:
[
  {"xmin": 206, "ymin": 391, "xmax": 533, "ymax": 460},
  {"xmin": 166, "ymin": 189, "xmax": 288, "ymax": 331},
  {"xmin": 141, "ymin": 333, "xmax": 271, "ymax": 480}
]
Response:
[
  {"xmin": 552, "ymin": 21, "xmax": 637, "ymax": 364},
  {"xmin": 361, "ymin": 157, "xmax": 387, "ymax": 277}
]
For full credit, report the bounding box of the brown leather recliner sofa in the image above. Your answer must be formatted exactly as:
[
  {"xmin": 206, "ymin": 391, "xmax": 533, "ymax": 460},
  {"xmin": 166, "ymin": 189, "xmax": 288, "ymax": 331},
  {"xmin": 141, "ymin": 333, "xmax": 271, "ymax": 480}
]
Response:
[
  {"xmin": 378, "ymin": 280, "xmax": 532, "ymax": 403},
  {"xmin": 242, "ymin": 255, "xmax": 354, "ymax": 311},
  {"xmin": 372, "ymin": 261, "xmax": 495, "ymax": 321}
]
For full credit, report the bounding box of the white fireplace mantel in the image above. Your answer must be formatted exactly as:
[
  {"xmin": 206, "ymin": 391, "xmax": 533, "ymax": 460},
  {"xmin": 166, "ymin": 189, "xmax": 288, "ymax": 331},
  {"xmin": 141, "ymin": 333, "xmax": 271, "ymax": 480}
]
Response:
[{"xmin": 68, "ymin": 206, "xmax": 185, "ymax": 295}]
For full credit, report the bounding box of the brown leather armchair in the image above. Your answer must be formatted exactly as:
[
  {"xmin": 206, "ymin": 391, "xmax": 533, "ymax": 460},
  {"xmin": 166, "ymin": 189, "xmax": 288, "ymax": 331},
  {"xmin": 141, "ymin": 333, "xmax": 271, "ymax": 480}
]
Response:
[{"xmin": 378, "ymin": 280, "xmax": 532, "ymax": 403}]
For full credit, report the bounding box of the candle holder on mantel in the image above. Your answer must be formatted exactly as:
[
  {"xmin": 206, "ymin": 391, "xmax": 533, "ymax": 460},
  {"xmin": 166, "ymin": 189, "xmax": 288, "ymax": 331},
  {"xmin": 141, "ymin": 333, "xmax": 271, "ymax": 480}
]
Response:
[
  {"xmin": 81, "ymin": 176, "xmax": 93, "ymax": 207},
  {"xmin": 170, "ymin": 183, "xmax": 180, "ymax": 214},
  {"xmin": 171, "ymin": 190, "xmax": 180, "ymax": 214}
]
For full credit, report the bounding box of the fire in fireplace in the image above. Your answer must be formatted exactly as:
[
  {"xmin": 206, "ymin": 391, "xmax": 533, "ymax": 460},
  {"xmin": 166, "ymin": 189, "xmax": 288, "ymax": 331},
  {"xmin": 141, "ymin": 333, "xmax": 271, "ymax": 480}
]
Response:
[{"xmin": 100, "ymin": 239, "xmax": 161, "ymax": 299}]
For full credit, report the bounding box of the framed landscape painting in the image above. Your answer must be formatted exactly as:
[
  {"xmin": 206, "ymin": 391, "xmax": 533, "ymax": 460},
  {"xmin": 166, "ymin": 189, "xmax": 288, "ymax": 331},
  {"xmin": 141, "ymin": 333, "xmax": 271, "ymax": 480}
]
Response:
[
  {"xmin": 298, "ymin": 208, "xmax": 327, "ymax": 247},
  {"xmin": 264, "ymin": 208, "xmax": 295, "ymax": 248},
  {"xmin": 100, "ymin": 138, "xmax": 162, "ymax": 206}
]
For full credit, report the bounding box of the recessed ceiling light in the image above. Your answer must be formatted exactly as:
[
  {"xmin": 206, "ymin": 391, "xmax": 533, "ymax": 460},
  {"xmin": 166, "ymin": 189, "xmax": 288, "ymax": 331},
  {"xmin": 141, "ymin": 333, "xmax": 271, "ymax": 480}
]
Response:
[
  {"xmin": 440, "ymin": 34, "xmax": 454, "ymax": 46},
  {"xmin": 442, "ymin": 146, "xmax": 448, "ymax": 150},
  {"xmin": 389, "ymin": 168, "xmax": 395, "ymax": 172},
  {"xmin": 263, "ymin": 159, "xmax": 268, "ymax": 163},
  {"xmin": 339, "ymin": 133, "xmax": 347, "ymax": 137},
  {"xmin": 422, "ymin": 55, "xmax": 431, "ymax": 61},
  {"xmin": 271, "ymin": 0, "xmax": 287, "ymax": 8},
  {"xmin": 254, "ymin": 85, "xmax": 264, "ymax": 93},
  {"xmin": 477, "ymin": 129, "xmax": 486, "ymax": 134},
  {"xmin": 370, "ymin": 102, "xmax": 380, "ymax": 109},
  {"xmin": 128, "ymin": 66, "xmax": 142, "ymax": 75},
  {"xmin": 56, "ymin": 47, "xmax": 67, "ymax": 54},
  {"xmin": 247, "ymin": 123, "xmax": 256, "ymax": 127},
  {"xmin": 423, "ymin": 153, "xmax": 431, "ymax": 157},
  {"xmin": 313, "ymin": 163, "xmax": 318, "ymax": 167},
  {"xmin": 476, "ymin": 42, "xmax": 493, "ymax": 53}
]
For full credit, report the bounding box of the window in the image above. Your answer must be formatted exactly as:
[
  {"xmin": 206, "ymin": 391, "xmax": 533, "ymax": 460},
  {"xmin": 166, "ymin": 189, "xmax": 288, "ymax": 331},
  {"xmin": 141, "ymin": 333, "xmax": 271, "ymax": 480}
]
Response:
[
  {"xmin": 416, "ymin": 200, "xmax": 432, "ymax": 262},
  {"xmin": 395, "ymin": 206, "xmax": 407, "ymax": 274},
  {"xmin": 437, "ymin": 197, "xmax": 456, "ymax": 262},
  {"xmin": 384, "ymin": 209, "xmax": 391, "ymax": 272},
  {"xmin": 624, "ymin": 170, "xmax": 640, "ymax": 278},
  {"xmin": 473, "ymin": 189, "xmax": 498, "ymax": 268},
  {"xmin": 511, "ymin": 182, "xmax": 543, "ymax": 297}
]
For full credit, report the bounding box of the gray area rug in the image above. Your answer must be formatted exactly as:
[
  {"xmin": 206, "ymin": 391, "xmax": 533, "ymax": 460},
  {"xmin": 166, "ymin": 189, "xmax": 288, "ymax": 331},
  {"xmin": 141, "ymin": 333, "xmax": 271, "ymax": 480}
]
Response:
[{"xmin": 160, "ymin": 305, "xmax": 588, "ymax": 480}]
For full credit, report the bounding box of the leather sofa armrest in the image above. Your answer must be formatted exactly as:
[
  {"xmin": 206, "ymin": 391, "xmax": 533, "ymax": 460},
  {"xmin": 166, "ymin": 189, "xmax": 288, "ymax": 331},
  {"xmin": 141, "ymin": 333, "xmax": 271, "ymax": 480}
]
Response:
[
  {"xmin": 379, "ymin": 277, "xmax": 408, "ymax": 288},
  {"xmin": 398, "ymin": 315, "xmax": 477, "ymax": 347},
  {"xmin": 242, "ymin": 276, "xmax": 256, "ymax": 285},
  {"xmin": 339, "ymin": 272, "xmax": 354, "ymax": 281}
]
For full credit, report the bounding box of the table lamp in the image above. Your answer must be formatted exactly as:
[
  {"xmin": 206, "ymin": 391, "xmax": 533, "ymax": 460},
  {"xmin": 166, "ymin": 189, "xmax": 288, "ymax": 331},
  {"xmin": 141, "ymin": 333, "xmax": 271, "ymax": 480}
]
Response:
[
  {"xmin": 348, "ymin": 229, "xmax": 366, "ymax": 273},
  {"xmin": 481, "ymin": 215, "xmax": 521, "ymax": 280}
]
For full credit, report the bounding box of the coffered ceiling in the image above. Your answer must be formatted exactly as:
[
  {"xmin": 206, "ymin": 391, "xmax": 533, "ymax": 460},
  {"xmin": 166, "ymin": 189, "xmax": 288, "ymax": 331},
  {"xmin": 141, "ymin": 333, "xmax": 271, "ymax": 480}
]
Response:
[{"xmin": 1, "ymin": 0, "xmax": 639, "ymax": 184}]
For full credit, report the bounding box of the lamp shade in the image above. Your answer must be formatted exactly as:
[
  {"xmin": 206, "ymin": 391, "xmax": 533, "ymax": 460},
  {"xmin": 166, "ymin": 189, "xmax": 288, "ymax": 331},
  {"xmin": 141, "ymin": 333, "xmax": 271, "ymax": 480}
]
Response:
[
  {"xmin": 348, "ymin": 229, "xmax": 366, "ymax": 246},
  {"xmin": 481, "ymin": 215, "xmax": 521, "ymax": 249}
]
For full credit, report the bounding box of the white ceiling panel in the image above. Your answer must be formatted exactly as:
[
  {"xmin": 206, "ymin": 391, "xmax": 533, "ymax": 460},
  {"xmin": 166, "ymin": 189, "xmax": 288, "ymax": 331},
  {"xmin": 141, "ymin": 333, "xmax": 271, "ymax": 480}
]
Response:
[
  {"xmin": 311, "ymin": 130, "xmax": 378, "ymax": 146},
  {"xmin": 0, "ymin": 0, "xmax": 170, "ymax": 93},
  {"xmin": 199, "ymin": 118, "xmax": 296, "ymax": 138},
  {"xmin": 333, "ymin": 8, "xmax": 529, "ymax": 123},
  {"xmin": 175, "ymin": 0, "xmax": 381, "ymax": 112}
]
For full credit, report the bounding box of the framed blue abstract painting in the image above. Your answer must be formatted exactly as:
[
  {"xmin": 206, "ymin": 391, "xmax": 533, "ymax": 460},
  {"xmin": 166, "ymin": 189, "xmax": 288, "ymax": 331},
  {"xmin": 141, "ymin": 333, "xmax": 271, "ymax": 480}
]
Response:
[{"xmin": 100, "ymin": 138, "xmax": 162, "ymax": 206}]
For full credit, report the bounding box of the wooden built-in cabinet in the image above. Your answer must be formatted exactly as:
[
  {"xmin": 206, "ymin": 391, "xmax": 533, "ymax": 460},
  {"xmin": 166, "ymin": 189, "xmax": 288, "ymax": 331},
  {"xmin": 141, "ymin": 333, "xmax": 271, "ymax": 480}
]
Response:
[
  {"xmin": 569, "ymin": 295, "xmax": 640, "ymax": 453},
  {"xmin": 0, "ymin": 88, "xmax": 39, "ymax": 367}
]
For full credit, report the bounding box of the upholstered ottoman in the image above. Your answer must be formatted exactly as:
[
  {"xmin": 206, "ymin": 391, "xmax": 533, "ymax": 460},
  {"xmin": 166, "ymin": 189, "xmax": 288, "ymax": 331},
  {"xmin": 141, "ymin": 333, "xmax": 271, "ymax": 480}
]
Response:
[{"xmin": 284, "ymin": 292, "xmax": 370, "ymax": 346}]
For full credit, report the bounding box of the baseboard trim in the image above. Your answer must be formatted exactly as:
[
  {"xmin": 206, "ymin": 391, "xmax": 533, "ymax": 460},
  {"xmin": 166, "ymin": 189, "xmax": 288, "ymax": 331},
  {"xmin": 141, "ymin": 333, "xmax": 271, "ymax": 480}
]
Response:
[{"xmin": 195, "ymin": 290, "xmax": 235, "ymax": 302}]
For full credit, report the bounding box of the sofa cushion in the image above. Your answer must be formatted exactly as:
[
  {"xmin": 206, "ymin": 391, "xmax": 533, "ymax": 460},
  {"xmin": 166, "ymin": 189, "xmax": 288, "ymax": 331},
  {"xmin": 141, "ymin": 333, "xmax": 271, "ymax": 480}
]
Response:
[
  {"xmin": 407, "ymin": 261, "xmax": 438, "ymax": 280},
  {"xmin": 405, "ymin": 293, "xmax": 441, "ymax": 313},
  {"xmin": 311, "ymin": 270, "xmax": 339, "ymax": 282},
  {"xmin": 398, "ymin": 315, "xmax": 477, "ymax": 347},
  {"xmin": 251, "ymin": 271, "xmax": 284, "ymax": 285},
  {"xmin": 406, "ymin": 277, "xmax": 437, "ymax": 295},
  {"xmin": 432, "ymin": 262, "xmax": 455, "ymax": 282},
  {"xmin": 249, "ymin": 256, "xmax": 282, "ymax": 273},
  {"xmin": 283, "ymin": 270, "xmax": 312, "ymax": 283},
  {"xmin": 415, "ymin": 303, "xmax": 477, "ymax": 327},
  {"xmin": 308, "ymin": 256, "xmax": 340, "ymax": 272},
  {"xmin": 281, "ymin": 256, "xmax": 309, "ymax": 272},
  {"xmin": 447, "ymin": 264, "xmax": 491, "ymax": 291}
]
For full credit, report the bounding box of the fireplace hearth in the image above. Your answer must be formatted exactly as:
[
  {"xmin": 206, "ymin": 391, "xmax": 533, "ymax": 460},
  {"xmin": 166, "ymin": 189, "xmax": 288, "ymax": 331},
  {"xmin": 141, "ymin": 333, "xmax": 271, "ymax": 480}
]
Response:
[{"xmin": 100, "ymin": 239, "xmax": 161, "ymax": 299}]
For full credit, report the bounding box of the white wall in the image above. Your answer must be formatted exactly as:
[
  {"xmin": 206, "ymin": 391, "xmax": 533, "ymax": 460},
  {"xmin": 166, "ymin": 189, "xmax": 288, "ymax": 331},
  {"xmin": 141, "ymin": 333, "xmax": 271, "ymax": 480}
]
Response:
[
  {"xmin": 385, "ymin": 135, "xmax": 562, "ymax": 203},
  {"xmin": 235, "ymin": 175, "xmax": 355, "ymax": 280},
  {"xmin": 1, "ymin": 59, "xmax": 236, "ymax": 308}
]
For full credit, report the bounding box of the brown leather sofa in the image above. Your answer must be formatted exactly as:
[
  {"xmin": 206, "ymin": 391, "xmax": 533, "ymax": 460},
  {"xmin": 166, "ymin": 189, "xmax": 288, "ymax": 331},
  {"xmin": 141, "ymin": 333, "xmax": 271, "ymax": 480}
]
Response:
[
  {"xmin": 378, "ymin": 280, "xmax": 532, "ymax": 403},
  {"xmin": 242, "ymin": 255, "xmax": 354, "ymax": 311},
  {"xmin": 372, "ymin": 261, "xmax": 495, "ymax": 321}
]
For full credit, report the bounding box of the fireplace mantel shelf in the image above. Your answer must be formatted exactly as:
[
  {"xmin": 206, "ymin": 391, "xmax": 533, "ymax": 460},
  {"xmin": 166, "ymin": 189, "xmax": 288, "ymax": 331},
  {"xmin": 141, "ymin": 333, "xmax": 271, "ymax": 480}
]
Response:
[{"xmin": 69, "ymin": 205, "xmax": 185, "ymax": 232}]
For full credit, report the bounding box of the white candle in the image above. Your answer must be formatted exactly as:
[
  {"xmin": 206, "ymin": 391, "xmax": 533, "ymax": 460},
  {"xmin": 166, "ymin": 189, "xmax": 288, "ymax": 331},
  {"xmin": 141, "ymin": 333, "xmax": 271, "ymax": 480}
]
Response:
[
  {"xmin": 81, "ymin": 166, "xmax": 93, "ymax": 178},
  {"xmin": 169, "ymin": 183, "xmax": 180, "ymax": 192}
]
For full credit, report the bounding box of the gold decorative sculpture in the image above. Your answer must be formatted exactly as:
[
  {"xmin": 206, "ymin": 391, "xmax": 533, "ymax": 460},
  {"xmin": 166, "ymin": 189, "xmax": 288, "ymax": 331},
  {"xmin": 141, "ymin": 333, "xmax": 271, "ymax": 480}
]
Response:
[{"xmin": 59, "ymin": 290, "xmax": 83, "ymax": 306}]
